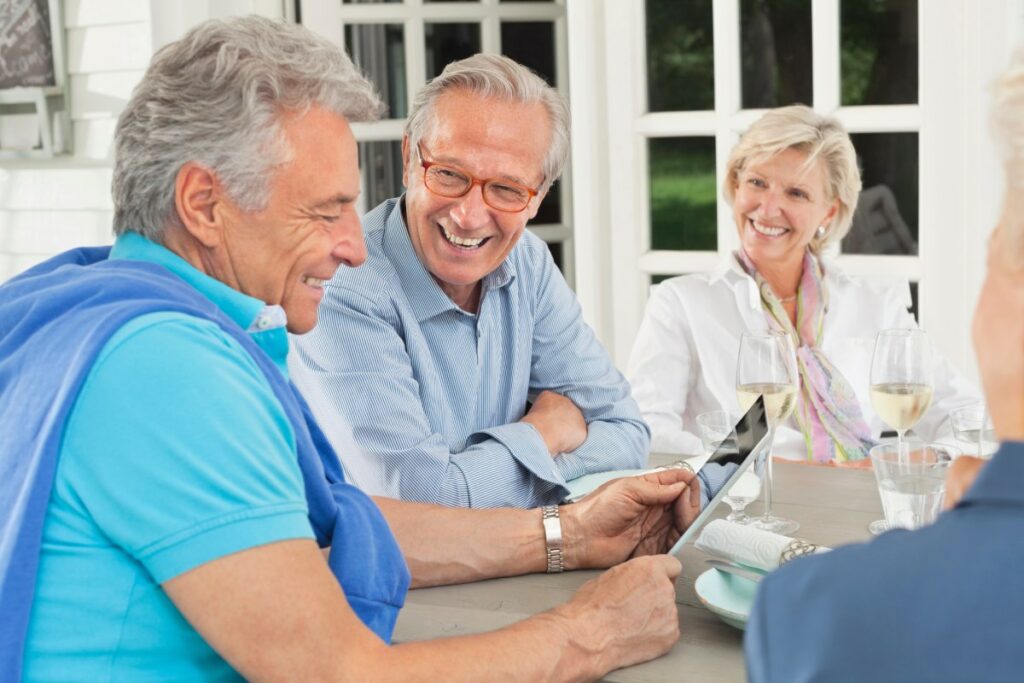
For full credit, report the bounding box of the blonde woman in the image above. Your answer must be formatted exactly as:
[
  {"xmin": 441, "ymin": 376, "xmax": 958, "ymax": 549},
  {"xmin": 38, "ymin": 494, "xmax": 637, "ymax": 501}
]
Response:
[{"xmin": 628, "ymin": 105, "xmax": 977, "ymax": 464}]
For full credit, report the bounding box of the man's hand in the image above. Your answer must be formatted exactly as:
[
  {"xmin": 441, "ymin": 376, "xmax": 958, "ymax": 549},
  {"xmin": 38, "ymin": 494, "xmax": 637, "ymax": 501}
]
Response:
[
  {"xmin": 944, "ymin": 456, "xmax": 987, "ymax": 509},
  {"xmin": 520, "ymin": 390, "xmax": 588, "ymax": 456},
  {"xmin": 549, "ymin": 555, "xmax": 682, "ymax": 677},
  {"xmin": 560, "ymin": 468, "xmax": 701, "ymax": 570}
]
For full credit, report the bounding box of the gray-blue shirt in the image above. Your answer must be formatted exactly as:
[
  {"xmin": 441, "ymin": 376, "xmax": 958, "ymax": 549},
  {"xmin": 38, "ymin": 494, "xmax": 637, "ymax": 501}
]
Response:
[
  {"xmin": 745, "ymin": 441, "xmax": 1024, "ymax": 682},
  {"xmin": 290, "ymin": 197, "xmax": 650, "ymax": 507}
]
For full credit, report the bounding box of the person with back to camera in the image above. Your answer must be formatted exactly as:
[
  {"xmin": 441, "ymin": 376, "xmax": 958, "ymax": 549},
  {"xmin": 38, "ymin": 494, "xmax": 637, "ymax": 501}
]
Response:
[
  {"xmin": 628, "ymin": 105, "xmax": 978, "ymax": 465},
  {"xmin": 744, "ymin": 49, "xmax": 1024, "ymax": 681}
]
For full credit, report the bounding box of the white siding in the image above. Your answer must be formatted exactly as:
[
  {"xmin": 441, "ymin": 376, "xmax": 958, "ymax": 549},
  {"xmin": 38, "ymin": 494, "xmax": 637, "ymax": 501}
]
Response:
[{"xmin": 0, "ymin": 1, "xmax": 150, "ymax": 281}]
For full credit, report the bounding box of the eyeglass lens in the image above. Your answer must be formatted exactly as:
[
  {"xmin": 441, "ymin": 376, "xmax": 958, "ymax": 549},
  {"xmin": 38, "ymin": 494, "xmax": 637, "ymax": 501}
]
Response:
[{"xmin": 424, "ymin": 165, "xmax": 531, "ymax": 211}]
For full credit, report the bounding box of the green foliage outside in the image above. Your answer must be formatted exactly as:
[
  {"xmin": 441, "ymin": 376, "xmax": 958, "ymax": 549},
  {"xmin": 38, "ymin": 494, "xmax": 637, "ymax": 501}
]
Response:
[{"xmin": 649, "ymin": 141, "xmax": 717, "ymax": 252}]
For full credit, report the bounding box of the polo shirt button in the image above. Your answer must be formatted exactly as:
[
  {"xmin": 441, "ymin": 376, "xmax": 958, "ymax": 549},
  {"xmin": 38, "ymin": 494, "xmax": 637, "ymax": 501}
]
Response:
[{"xmin": 256, "ymin": 315, "xmax": 271, "ymax": 330}]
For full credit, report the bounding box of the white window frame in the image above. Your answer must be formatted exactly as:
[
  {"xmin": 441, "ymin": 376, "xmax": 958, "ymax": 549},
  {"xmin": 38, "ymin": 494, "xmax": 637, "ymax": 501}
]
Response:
[
  {"xmin": 569, "ymin": 0, "xmax": 1021, "ymax": 383},
  {"xmin": 298, "ymin": 0, "xmax": 575, "ymax": 285}
]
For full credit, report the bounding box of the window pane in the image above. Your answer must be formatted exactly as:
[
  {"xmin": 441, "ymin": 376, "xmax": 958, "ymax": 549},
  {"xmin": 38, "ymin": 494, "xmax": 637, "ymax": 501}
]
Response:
[
  {"xmin": 651, "ymin": 274, "xmax": 678, "ymax": 286},
  {"xmin": 533, "ymin": 179, "xmax": 561, "ymax": 225},
  {"xmin": 501, "ymin": 22, "xmax": 556, "ymax": 86},
  {"xmin": 909, "ymin": 281, "xmax": 918, "ymax": 322},
  {"xmin": 648, "ymin": 137, "xmax": 717, "ymax": 251},
  {"xmin": 546, "ymin": 241, "xmax": 563, "ymax": 273},
  {"xmin": 646, "ymin": 0, "xmax": 714, "ymax": 112},
  {"xmin": 343, "ymin": 0, "xmax": 402, "ymax": 4},
  {"xmin": 425, "ymin": 23, "xmax": 481, "ymax": 79},
  {"xmin": 345, "ymin": 24, "xmax": 407, "ymax": 119},
  {"xmin": 740, "ymin": 0, "xmax": 812, "ymax": 108},
  {"xmin": 843, "ymin": 132, "xmax": 918, "ymax": 255},
  {"xmin": 359, "ymin": 140, "xmax": 404, "ymax": 211},
  {"xmin": 841, "ymin": 0, "xmax": 918, "ymax": 106}
]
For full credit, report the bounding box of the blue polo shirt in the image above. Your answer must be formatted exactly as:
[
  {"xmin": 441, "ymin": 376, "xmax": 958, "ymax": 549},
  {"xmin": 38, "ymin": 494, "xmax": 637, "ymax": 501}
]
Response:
[{"xmin": 22, "ymin": 233, "xmax": 314, "ymax": 682}]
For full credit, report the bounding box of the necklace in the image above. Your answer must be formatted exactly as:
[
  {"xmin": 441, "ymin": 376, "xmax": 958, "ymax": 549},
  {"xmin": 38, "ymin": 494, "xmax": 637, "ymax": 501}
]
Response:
[{"xmin": 779, "ymin": 294, "xmax": 797, "ymax": 304}]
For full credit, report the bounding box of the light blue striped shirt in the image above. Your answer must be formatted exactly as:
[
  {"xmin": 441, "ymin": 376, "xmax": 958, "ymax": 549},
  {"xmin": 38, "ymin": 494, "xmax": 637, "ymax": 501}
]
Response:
[{"xmin": 290, "ymin": 197, "xmax": 650, "ymax": 508}]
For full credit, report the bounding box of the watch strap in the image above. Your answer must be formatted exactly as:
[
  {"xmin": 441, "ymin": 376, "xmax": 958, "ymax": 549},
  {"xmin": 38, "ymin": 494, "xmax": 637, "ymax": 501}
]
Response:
[{"xmin": 541, "ymin": 505, "xmax": 564, "ymax": 573}]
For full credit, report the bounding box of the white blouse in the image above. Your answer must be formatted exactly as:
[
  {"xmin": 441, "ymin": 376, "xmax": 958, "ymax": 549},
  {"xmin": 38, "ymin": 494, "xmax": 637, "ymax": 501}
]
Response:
[{"xmin": 626, "ymin": 255, "xmax": 981, "ymax": 460}]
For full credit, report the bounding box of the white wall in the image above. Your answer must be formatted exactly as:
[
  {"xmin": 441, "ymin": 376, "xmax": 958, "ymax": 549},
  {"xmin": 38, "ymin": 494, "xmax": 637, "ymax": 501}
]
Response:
[
  {"xmin": 0, "ymin": 0, "xmax": 287, "ymax": 283},
  {"xmin": 0, "ymin": 0, "xmax": 150, "ymax": 281}
]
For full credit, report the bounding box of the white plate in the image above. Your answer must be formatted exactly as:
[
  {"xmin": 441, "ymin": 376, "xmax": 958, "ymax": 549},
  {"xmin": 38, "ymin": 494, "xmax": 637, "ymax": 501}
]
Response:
[{"xmin": 694, "ymin": 568, "xmax": 758, "ymax": 630}]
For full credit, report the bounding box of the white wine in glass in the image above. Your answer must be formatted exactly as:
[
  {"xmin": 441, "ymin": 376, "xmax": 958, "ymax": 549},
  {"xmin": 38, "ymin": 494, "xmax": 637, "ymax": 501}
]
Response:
[
  {"xmin": 736, "ymin": 331, "xmax": 800, "ymax": 535},
  {"xmin": 737, "ymin": 383, "xmax": 798, "ymax": 425},
  {"xmin": 869, "ymin": 383, "xmax": 934, "ymax": 432},
  {"xmin": 868, "ymin": 329, "xmax": 934, "ymax": 535}
]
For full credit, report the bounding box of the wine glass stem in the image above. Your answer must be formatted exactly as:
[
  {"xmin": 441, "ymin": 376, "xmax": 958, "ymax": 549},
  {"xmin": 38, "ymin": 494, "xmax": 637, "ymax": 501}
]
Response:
[
  {"xmin": 762, "ymin": 427, "xmax": 776, "ymax": 520},
  {"xmin": 896, "ymin": 429, "xmax": 907, "ymax": 466}
]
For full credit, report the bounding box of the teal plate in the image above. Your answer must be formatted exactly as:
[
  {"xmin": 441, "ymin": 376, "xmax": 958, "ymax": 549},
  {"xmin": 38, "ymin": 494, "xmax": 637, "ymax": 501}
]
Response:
[{"xmin": 694, "ymin": 568, "xmax": 758, "ymax": 630}]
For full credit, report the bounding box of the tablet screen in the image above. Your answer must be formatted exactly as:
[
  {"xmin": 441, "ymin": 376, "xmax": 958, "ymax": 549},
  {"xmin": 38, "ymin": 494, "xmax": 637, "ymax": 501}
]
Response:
[{"xmin": 667, "ymin": 396, "xmax": 769, "ymax": 557}]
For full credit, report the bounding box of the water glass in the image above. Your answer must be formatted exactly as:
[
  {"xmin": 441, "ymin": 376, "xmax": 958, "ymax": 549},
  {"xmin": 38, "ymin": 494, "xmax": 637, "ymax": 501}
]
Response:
[
  {"xmin": 697, "ymin": 410, "xmax": 759, "ymax": 523},
  {"xmin": 949, "ymin": 404, "xmax": 998, "ymax": 458},
  {"xmin": 869, "ymin": 440, "xmax": 958, "ymax": 531}
]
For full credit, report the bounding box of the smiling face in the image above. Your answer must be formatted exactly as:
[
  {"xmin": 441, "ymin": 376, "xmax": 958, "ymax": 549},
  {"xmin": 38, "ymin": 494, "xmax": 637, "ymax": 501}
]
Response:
[
  {"xmin": 402, "ymin": 89, "xmax": 550, "ymax": 311},
  {"xmin": 732, "ymin": 147, "xmax": 838, "ymax": 276},
  {"xmin": 218, "ymin": 106, "xmax": 366, "ymax": 333}
]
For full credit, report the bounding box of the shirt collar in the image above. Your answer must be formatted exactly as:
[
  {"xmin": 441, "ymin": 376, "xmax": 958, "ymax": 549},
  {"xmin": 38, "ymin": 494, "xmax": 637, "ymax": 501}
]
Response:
[
  {"xmin": 110, "ymin": 232, "xmax": 290, "ymax": 372},
  {"xmin": 382, "ymin": 196, "xmax": 516, "ymax": 322},
  {"xmin": 958, "ymin": 441, "xmax": 1024, "ymax": 507},
  {"xmin": 708, "ymin": 251, "xmax": 761, "ymax": 310}
]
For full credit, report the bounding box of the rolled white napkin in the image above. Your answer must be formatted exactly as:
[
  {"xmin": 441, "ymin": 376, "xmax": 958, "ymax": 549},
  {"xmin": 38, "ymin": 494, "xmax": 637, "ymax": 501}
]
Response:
[{"xmin": 695, "ymin": 519, "xmax": 830, "ymax": 572}]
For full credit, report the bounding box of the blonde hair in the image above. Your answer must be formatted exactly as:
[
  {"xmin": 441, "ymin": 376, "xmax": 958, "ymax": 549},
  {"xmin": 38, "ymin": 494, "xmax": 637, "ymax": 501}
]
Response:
[
  {"xmin": 990, "ymin": 46, "xmax": 1024, "ymax": 272},
  {"xmin": 722, "ymin": 105, "xmax": 861, "ymax": 254}
]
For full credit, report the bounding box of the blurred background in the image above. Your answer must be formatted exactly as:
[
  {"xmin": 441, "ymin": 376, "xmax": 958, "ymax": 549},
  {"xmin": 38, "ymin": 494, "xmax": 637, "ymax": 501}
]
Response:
[{"xmin": 0, "ymin": 0, "xmax": 1019, "ymax": 386}]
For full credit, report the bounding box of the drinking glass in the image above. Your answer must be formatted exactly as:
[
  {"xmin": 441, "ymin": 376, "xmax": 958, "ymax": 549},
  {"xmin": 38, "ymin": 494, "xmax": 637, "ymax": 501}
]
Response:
[
  {"xmin": 868, "ymin": 328, "xmax": 934, "ymax": 534},
  {"xmin": 869, "ymin": 440, "xmax": 957, "ymax": 530},
  {"xmin": 736, "ymin": 330, "xmax": 800, "ymax": 534},
  {"xmin": 949, "ymin": 404, "xmax": 998, "ymax": 458},
  {"xmin": 696, "ymin": 410, "xmax": 760, "ymax": 524}
]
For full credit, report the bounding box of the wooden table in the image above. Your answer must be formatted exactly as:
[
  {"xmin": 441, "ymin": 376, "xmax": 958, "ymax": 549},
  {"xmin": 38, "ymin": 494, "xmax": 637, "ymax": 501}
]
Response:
[{"xmin": 393, "ymin": 459, "xmax": 883, "ymax": 682}]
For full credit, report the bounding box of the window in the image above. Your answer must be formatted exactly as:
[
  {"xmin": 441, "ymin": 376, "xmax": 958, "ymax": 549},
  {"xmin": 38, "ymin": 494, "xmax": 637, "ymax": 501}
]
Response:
[{"xmin": 588, "ymin": 0, "xmax": 1005, "ymax": 378}]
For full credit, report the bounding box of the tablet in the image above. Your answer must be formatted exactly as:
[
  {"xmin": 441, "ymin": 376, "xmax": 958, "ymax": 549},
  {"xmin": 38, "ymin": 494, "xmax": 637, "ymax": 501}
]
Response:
[{"xmin": 667, "ymin": 396, "xmax": 770, "ymax": 557}]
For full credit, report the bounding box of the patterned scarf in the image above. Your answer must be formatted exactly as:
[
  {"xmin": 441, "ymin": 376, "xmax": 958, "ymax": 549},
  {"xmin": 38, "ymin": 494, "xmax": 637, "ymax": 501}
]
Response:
[{"xmin": 736, "ymin": 249, "xmax": 875, "ymax": 463}]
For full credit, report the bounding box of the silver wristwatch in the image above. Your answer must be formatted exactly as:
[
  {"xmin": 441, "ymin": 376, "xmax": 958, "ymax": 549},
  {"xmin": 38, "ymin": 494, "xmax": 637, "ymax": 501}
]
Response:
[{"xmin": 541, "ymin": 505, "xmax": 563, "ymax": 573}]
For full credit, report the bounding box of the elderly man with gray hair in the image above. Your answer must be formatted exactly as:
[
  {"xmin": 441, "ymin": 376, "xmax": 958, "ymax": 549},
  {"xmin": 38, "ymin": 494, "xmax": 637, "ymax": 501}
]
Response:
[
  {"xmin": 0, "ymin": 16, "xmax": 701, "ymax": 682},
  {"xmin": 289, "ymin": 54, "xmax": 658, "ymax": 509}
]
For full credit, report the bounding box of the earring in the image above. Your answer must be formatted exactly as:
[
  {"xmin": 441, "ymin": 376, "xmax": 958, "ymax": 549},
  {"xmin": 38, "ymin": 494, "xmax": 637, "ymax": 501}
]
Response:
[{"xmin": 816, "ymin": 225, "xmax": 827, "ymax": 237}]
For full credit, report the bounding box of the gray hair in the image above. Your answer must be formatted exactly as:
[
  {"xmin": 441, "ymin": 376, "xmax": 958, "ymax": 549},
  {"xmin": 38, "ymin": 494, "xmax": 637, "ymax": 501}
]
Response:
[
  {"xmin": 112, "ymin": 15, "xmax": 384, "ymax": 239},
  {"xmin": 403, "ymin": 53, "xmax": 570, "ymax": 192},
  {"xmin": 990, "ymin": 45, "xmax": 1024, "ymax": 271},
  {"xmin": 722, "ymin": 105, "xmax": 862, "ymax": 254}
]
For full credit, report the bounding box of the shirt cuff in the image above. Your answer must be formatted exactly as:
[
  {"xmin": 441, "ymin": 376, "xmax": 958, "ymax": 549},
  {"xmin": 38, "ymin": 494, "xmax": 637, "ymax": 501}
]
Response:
[
  {"xmin": 554, "ymin": 451, "xmax": 587, "ymax": 481},
  {"xmin": 698, "ymin": 462, "xmax": 738, "ymax": 509},
  {"xmin": 435, "ymin": 464, "xmax": 471, "ymax": 507},
  {"xmin": 471, "ymin": 422, "xmax": 568, "ymax": 489}
]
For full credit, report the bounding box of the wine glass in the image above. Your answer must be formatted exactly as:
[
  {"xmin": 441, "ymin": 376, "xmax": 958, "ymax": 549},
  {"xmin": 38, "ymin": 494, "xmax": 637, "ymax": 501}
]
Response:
[
  {"xmin": 736, "ymin": 330, "xmax": 800, "ymax": 534},
  {"xmin": 949, "ymin": 404, "xmax": 998, "ymax": 458},
  {"xmin": 868, "ymin": 328, "xmax": 934, "ymax": 534},
  {"xmin": 696, "ymin": 410, "xmax": 760, "ymax": 524}
]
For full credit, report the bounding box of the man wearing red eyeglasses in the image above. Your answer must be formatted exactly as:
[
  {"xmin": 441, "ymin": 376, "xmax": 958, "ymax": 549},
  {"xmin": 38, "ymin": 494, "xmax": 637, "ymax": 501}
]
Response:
[{"xmin": 291, "ymin": 54, "xmax": 655, "ymax": 509}]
